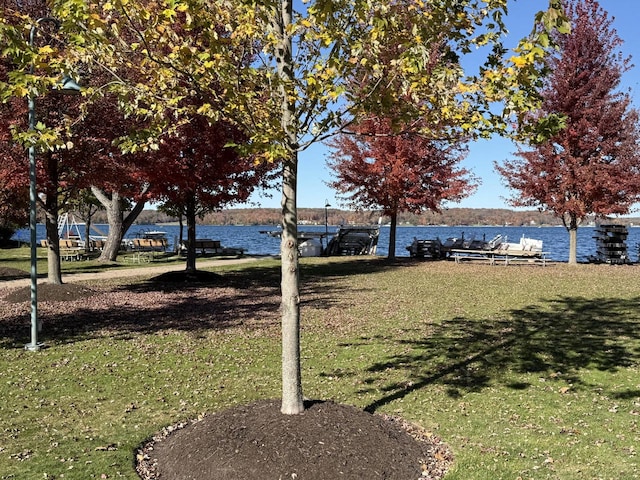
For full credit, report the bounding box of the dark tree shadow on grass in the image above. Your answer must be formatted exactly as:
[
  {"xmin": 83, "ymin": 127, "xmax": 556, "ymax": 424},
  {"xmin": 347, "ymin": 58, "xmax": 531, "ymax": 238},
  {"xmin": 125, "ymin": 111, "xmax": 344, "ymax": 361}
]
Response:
[
  {"xmin": 0, "ymin": 285, "xmax": 283, "ymax": 348},
  {"xmin": 361, "ymin": 296, "xmax": 640, "ymax": 413},
  {"xmin": 0, "ymin": 258, "xmax": 389, "ymax": 347}
]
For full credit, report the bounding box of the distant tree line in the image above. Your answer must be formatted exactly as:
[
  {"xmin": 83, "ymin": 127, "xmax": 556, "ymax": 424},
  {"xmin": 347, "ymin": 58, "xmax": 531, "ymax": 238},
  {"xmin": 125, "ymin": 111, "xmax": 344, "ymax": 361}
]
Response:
[{"xmin": 80, "ymin": 207, "xmax": 640, "ymax": 228}]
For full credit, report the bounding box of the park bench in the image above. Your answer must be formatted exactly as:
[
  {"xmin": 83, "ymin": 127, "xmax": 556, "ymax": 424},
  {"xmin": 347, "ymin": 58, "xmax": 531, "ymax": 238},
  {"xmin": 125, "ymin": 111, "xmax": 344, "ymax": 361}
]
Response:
[
  {"xmin": 123, "ymin": 237, "xmax": 168, "ymax": 263},
  {"xmin": 179, "ymin": 239, "xmax": 223, "ymax": 255},
  {"xmin": 59, "ymin": 239, "xmax": 84, "ymax": 261}
]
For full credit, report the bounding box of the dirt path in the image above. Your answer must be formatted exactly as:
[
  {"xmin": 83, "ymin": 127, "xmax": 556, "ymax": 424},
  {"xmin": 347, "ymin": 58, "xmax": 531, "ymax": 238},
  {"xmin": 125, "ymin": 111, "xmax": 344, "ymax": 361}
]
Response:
[{"xmin": 0, "ymin": 256, "xmax": 266, "ymax": 289}]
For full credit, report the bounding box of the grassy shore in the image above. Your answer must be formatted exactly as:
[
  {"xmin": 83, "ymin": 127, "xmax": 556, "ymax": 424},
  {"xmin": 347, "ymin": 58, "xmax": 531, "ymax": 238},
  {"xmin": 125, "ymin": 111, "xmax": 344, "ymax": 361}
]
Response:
[
  {"xmin": 1, "ymin": 254, "xmax": 639, "ymax": 479},
  {"xmin": 0, "ymin": 244, "xmax": 187, "ymax": 276}
]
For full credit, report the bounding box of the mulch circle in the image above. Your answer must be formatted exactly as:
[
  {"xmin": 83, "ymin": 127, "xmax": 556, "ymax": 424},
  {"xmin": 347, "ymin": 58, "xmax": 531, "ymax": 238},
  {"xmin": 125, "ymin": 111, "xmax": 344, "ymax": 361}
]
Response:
[
  {"xmin": 2, "ymin": 283, "xmax": 97, "ymax": 303},
  {"xmin": 0, "ymin": 266, "xmax": 28, "ymax": 281},
  {"xmin": 136, "ymin": 399, "xmax": 452, "ymax": 480}
]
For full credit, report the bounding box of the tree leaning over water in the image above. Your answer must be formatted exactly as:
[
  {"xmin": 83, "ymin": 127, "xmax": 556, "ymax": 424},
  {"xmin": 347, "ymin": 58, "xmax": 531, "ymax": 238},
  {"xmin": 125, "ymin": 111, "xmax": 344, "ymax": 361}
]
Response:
[{"xmin": 497, "ymin": 0, "xmax": 640, "ymax": 265}]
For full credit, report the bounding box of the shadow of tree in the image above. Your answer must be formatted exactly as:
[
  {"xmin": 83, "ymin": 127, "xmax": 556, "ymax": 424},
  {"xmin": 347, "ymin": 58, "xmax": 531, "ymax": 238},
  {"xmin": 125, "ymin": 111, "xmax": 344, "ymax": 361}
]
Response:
[
  {"xmin": 0, "ymin": 258, "xmax": 391, "ymax": 347},
  {"xmin": 362, "ymin": 296, "xmax": 640, "ymax": 412}
]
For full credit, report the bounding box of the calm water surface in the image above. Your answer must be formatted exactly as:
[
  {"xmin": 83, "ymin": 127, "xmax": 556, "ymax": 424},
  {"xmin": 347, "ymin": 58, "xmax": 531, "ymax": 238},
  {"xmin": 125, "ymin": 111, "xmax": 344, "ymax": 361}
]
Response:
[{"xmin": 14, "ymin": 223, "xmax": 640, "ymax": 263}]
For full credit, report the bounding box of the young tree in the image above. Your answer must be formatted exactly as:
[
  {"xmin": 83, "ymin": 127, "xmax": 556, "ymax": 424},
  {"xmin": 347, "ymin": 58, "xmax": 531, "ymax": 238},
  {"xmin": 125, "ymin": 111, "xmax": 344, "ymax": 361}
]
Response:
[
  {"xmin": 226, "ymin": 0, "xmax": 567, "ymax": 415},
  {"xmin": 327, "ymin": 117, "xmax": 476, "ymax": 258},
  {"xmin": 99, "ymin": 0, "xmax": 567, "ymax": 415},
  {"xmin": 496, "ymin": 0, "xmax": 640, "ymax": 264},
  {"xmin": 2, "ymin": 0, "xmax": 569, "ymax": 414}
]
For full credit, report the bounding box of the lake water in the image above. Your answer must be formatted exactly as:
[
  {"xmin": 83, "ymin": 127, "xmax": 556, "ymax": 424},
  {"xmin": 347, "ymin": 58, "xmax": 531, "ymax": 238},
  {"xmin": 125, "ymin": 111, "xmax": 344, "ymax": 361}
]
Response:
[{"xmin": 12, "ymin": 223, "xmax": 640, "ymax": 263}]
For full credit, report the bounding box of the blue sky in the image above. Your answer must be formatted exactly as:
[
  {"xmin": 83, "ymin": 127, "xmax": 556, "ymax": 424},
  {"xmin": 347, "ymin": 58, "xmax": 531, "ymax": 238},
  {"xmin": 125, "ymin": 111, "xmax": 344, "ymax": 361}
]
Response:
[{"xmin": 247, "ymin": 0, "xmax": 640, "ymax": 211}]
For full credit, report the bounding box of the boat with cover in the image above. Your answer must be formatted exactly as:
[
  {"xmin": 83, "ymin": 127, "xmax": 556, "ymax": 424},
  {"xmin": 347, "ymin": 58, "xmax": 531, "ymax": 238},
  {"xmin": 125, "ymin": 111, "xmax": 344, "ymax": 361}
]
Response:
[{"xmin": 408, "ymin": 233, "xmax": 544, "ymax": 259}]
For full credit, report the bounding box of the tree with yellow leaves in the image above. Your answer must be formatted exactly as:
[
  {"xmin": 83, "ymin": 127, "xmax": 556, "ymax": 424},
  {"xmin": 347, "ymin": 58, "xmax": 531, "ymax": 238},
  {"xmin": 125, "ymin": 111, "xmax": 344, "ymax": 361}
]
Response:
[{"xmin": 1, "ymin": 0, "xmax": 569, "ymax": 415}]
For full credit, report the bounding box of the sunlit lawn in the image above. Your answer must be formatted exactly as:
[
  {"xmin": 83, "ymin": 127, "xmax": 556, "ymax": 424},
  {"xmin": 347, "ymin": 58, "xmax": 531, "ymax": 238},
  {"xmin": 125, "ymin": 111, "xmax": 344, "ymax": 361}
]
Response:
[
  {"xmin": 1, "ymin": 255, "xmax": 639, "ymax": 479},
  {"xmin": 0, "ymin": 244, "xmax": 186, "ymax": 277}
]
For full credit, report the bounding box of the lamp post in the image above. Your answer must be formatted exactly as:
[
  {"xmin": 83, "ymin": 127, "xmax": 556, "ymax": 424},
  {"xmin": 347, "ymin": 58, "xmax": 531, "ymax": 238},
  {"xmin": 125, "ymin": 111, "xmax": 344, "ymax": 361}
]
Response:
[
  {"xmin": 324, "ymin": 200, "xmax": 330, "ymax": 243},
  {"xmin": 25, "ymin": 17, "xmax": 81, "ymax": 351}
]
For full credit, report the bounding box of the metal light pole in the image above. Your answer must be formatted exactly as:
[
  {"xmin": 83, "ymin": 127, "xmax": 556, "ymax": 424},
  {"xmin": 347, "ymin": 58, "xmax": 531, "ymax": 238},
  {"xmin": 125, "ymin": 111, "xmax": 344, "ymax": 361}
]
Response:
[
  {"xmin": 324, "ymin": 200, "xmax": 331, "ymax": 254},
  {"xmin": 25, "ymin": 17, "xmax": 81, "ymax": 351},
  {"xmin": 324, "ymin": 200, "xmax": 330, "ymax": 238}
]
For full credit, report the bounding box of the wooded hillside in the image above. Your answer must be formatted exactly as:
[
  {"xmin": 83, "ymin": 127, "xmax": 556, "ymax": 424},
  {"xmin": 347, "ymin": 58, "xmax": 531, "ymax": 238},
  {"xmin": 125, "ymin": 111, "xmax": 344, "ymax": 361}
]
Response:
[{"xmin": 83, "ymin": 207, "xmax": 638, "ymax": 227}]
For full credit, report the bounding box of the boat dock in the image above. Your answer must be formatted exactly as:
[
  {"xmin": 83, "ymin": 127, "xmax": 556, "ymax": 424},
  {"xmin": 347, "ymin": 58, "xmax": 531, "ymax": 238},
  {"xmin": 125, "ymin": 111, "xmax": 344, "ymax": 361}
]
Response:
[
  {"xmin": 449, "ymin": 248, "xmax": 549, "ymax": 266},
  {"xmin": 407, "ymin": 233, "xmax": 549, "ymax": 265}
]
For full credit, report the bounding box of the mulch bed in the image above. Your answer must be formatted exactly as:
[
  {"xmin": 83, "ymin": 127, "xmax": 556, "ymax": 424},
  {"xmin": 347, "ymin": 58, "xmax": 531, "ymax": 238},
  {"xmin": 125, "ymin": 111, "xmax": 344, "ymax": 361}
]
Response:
[
  {"xmin": 137, "ymin": 399, "xmax": 452, "ymax": 480},
  {"xmin": 0, "ymin": 266, "xmax": 28, "ymax": 281},
  {"xmin": 3, "ymin": 282, "xmax": 97, "ymax": 303}
]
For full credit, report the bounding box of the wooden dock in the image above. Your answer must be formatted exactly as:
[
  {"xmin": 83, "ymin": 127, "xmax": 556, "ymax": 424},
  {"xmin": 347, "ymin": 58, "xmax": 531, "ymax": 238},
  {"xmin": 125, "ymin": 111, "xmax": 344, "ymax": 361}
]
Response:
[{"xmin": 450, "ymin": 249, "xmax": 549, "ymax": 266}]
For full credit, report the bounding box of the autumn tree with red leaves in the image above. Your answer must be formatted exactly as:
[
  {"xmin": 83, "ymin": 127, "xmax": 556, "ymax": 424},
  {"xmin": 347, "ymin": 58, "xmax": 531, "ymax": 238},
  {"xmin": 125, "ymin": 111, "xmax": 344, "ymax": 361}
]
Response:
[
  {"xmin": 496, "ymin": 0, "xmax": 640, "ymax": 264},
  {"xmin": 149, "ymin": 113, "xmax": 276, "ymax": 273},
  {"xmin": 76, "ymin": 90, "xmax": 153, "ymax": 263},
  {"xmin": 327, "ymin": 116, "xmax": 476, "ymax": 258},
  {"xmin": 0, "ymin": 56, "xmax": 29, "ymax": 242},
  {"xmin": 0, "ymin": 0, "xmax": 87, "ymax": 283}
]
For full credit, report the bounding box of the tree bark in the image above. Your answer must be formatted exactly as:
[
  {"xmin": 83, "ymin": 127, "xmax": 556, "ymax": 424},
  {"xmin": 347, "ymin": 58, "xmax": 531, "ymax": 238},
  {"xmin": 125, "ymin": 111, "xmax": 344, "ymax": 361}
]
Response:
[
  {"xmin": 177, "ymin": 213, "xmax": 184, "ymax": 254},
  {"xmin": 185, "ymin": 195, "xmax": 197, "ymax": 273},
  {"xmin": 44, "ymin": 208, "xmax": 62, "ymax": 285},
  {"xmin": 276, "ymin": 0, "xmax": 304, "ymax": 415},
  {"xmin": 84, "ymin": 219, "xmax": 91, "ymax": 254},
  {"xmin": 94, "ymin": 189, "xmax": 124, "ymax": 262},
  {"xmin": 91, "ymin": 186, "xmax": 147, "ymax": 262},
  {"xmin": 43, "ymin": 153, "xmax": 62, "ymax": 284},
  {"xmin": 568, "ymin": 227, "xmax": 578, "ymax": 265},
  {"xmin": 566, "ymin": 213, "xmax": 579, "ymax": 265},
  {"xmin": 280, "ymin": 155, "xmax": 302, "ymax": 415},
  {"xmin": 388, "ymin": 211, "xmax": 397, "ymax": 259}
]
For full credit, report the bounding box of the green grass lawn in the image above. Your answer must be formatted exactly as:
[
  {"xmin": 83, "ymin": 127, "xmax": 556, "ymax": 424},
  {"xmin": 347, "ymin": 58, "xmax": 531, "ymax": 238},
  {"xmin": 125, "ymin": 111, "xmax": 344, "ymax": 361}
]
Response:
[
  {"xmin": 1, "ymin": 255, "xmax": 639, "ymax": 479},
  {"xmin": 0, "ymin": 244, "xmax": 186, "ymax": 277}
]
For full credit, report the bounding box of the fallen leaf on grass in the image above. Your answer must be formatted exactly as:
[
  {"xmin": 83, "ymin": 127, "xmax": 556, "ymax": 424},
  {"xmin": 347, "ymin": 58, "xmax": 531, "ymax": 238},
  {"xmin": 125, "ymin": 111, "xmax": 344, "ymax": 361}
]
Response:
[{"xmin": 95, "ymin": 444, "xmax": 118, "ymax": 451}]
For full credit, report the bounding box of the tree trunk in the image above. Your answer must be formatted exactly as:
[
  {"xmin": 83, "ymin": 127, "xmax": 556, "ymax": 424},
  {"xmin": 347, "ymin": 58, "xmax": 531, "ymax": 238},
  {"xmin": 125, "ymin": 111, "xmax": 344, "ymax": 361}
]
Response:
[
  {"xmin": 276, "ymin": 0, "xmax": 304, "ymax": 415},
  {"xmin": 84, "ymin": 218, "xmax": 91, "ymax": 254},
  {"xmin": 566, "ymin": 214, "xmax": 579, "ymax": 265},
  {"xmin": 568, "ymin": 228, "xmax": 578, "ymax": 265},
  {"xmin": 387, "ymin": 211, "xmax": 397, "ymax": 259},
  {"xmin": 91, "ymin": 186, "xmax": 147, "ymax": 262},
  {"xmin": 95, "ymin": 189, "xmax": 125, "ymax": 262},
  {"xmin": 177, "ymin": 213, "xmax": 184, "ymax": 253},
  {"xmin": 280, "ymin": 155, "xmax": 302, "ymax": 415},
  {"xmin": 185, "ymin": 195, "xmax": 197, "ymax": 273},
  {"xmin": 44, "ymin": 209, "xmax": 62, "ymax": 285},
  {"xmin": 43, "ymin": 153, "xmax": 62, "ymax": 284}
]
